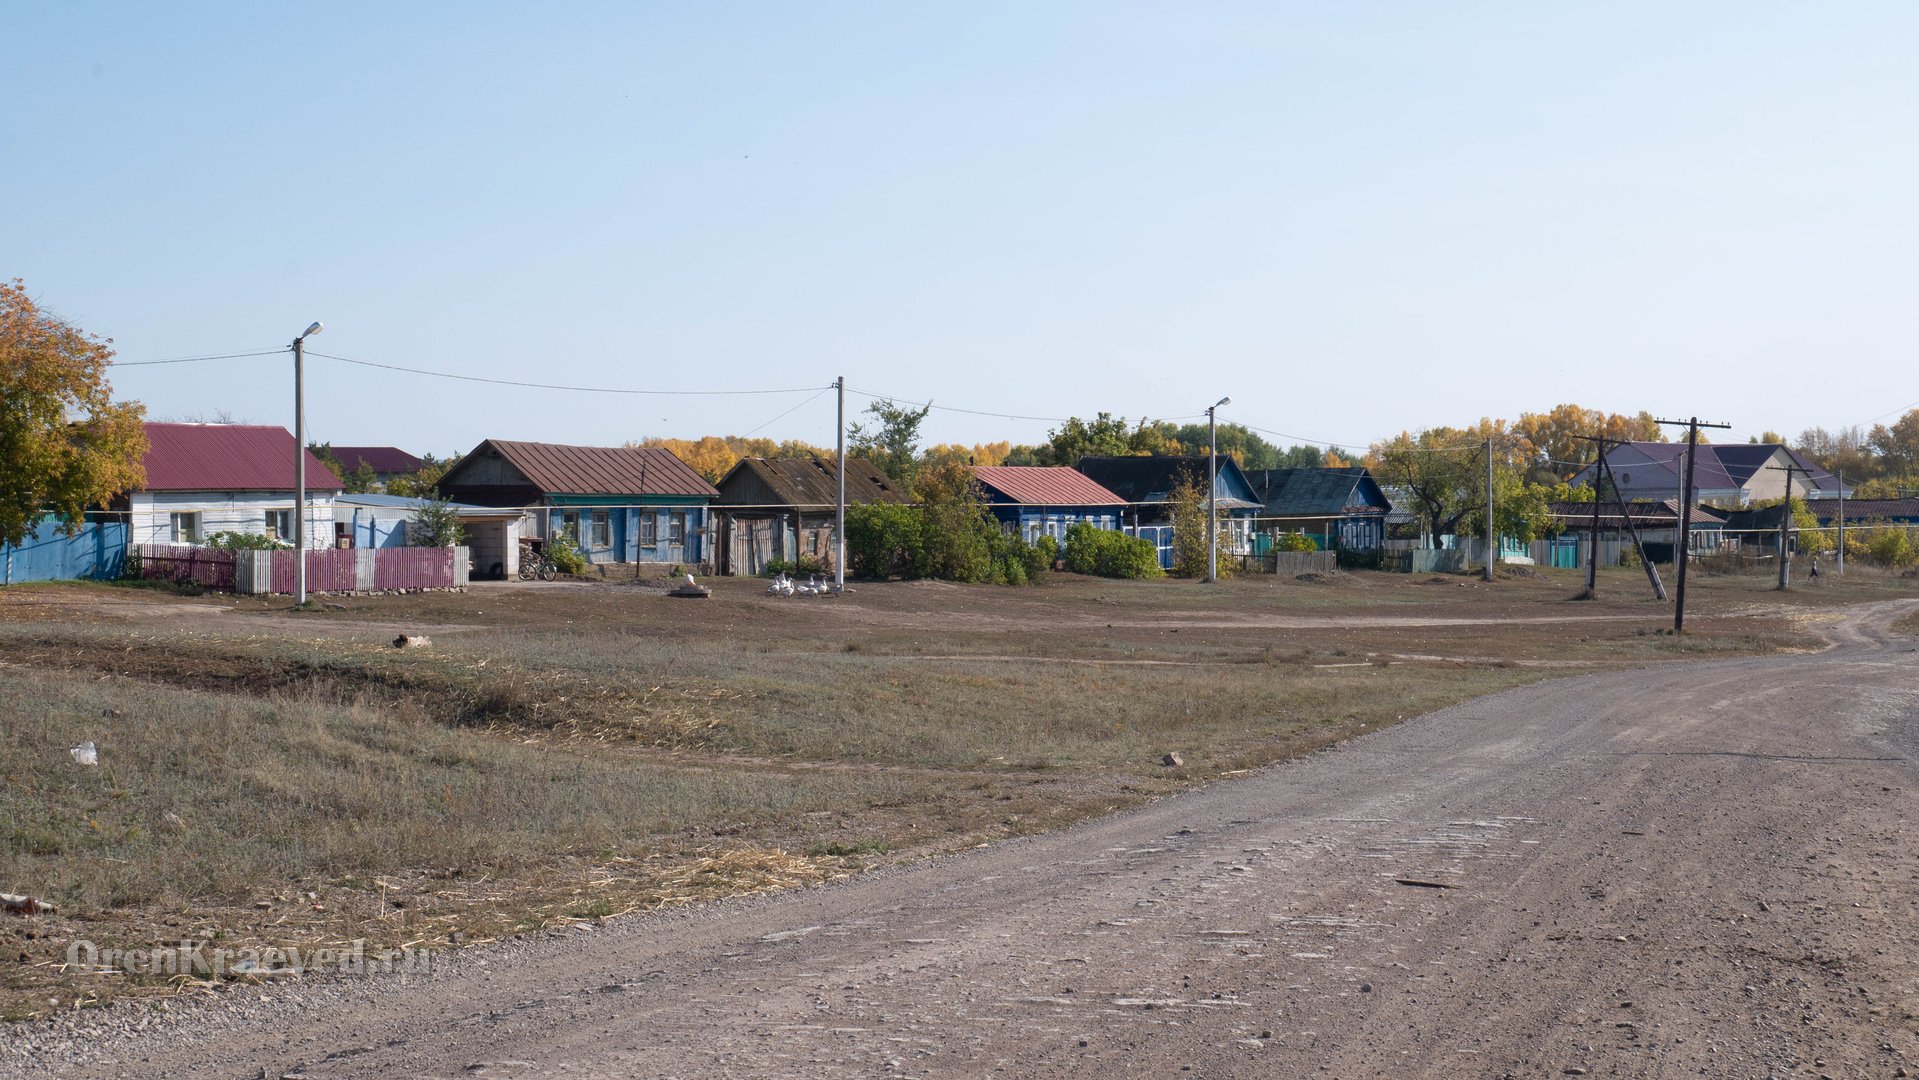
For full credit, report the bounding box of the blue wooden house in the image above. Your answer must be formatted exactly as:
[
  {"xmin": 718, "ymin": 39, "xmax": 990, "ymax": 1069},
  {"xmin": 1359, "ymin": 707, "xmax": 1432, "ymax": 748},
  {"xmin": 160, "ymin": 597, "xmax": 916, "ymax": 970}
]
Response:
[
  {"xmin": 437, "ymin": 439, "xmax": 718, "ymax": 567},
  {"xmin": 972, "ymin": 466, "xmax": 1127, "ymax": 542},
  {"xmin": 1073, "ymin": 455, "xmax": 1263, "ymax": 568},
  {"xmin": 1242, "ymin": 466, "xmax": 1393, "ymax": 551}
]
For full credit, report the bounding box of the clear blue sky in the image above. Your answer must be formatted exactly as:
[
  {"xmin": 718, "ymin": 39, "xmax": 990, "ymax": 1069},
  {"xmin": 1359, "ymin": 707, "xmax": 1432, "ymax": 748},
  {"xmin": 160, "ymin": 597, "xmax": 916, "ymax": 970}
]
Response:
[{"xmin": 8, "ymin": 3, "xmax": 1916, "ymax": 456}]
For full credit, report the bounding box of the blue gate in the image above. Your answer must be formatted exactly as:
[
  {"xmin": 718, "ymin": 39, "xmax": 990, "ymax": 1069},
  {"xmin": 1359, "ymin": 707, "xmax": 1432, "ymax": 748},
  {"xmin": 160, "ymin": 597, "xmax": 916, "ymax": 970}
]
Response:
[{"xmin": 0, "ymin": 518, "xmax": 128, "ymax": 584}]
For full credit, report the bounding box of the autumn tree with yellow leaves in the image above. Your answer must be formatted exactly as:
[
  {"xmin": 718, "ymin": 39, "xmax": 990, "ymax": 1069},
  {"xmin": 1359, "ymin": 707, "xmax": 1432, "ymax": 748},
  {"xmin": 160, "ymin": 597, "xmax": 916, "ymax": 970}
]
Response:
[
  {"xmin": 629, "ymin": 435, "xmax": 833, "ymax": 484},
  {"xmin": 0, "ymin": 279, "xmax": 148, "ymax": 548}
]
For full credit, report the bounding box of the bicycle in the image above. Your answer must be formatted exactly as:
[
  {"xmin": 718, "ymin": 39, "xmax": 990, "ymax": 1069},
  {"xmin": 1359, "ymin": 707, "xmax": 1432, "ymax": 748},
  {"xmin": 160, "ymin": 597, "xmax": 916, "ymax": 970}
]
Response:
[{"xmin": 518, "ymin": 549, "xmax": 556, "ymax": 581}]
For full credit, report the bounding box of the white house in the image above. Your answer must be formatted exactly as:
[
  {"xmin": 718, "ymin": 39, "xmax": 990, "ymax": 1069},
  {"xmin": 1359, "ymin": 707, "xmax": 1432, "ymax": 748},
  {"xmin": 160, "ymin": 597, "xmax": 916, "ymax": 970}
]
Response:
[{"xmin": 121, "ymin": 423, "xmax": 342, "ymax": 548}]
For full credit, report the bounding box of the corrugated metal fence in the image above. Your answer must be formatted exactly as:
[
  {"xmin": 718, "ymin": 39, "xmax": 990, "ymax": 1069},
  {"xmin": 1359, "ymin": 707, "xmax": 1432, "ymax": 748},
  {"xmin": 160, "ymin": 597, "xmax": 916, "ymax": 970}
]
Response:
[
  {"xmin": 136, "ymin": 544, "xmax": 464, "ymax": 594},
  {"xmin": 1, "ymin": 519, "xmax": 128, "ymax": 585}
]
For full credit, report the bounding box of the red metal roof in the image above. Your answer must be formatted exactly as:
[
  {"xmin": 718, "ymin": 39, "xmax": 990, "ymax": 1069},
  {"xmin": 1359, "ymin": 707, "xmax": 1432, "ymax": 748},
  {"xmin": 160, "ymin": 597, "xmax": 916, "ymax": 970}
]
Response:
[
  {"xmin": 973, "ymin": 466, "xmax": 1127, "ymax": 506},
  {"xmin": 329, "ymin": 446, "xmax": 424, "ymax": 475},
  {"xmin": 141, "ymin": 423, "xmax": 344, "ymax": 492},
  {"xmin": 486, "ymin": 440, "xmax": 718, "ymax": 498}
]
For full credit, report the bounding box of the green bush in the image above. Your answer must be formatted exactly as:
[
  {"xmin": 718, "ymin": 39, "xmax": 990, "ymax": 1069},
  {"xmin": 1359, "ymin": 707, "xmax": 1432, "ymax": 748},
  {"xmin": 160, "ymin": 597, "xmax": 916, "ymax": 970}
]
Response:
[
  {"xmin": 845, "ymin": 503, "xmax": 924, "ymax": 579},
  {"xmin": 1063, "ymin": 522, "xmax": 1163, "ymax": 579},
  {"xmin": 1033, "ymin": 533, "xmax": 1060, "ymax": 570},
  {"xmin": 764, "ymin": 555, "xmax": 826, "ymax": 577},
  {"xmin": 546, "ymin": 525, "xmax": 590, "ymax": 575},
  {"xmin": 1272, "ymin": 532, "xmax": 1319, "ymax": 552},
  {"xmin": 204, "ymin": 531, "xmax": 284, "ymax": 551}
]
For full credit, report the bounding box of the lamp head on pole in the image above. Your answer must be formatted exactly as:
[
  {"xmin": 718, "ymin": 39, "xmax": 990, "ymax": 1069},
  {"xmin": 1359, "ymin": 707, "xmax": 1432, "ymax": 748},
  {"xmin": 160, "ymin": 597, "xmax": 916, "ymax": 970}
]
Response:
[{"xmin": 298, "ymin": 321, "xmax": 324, "ymax": 341}]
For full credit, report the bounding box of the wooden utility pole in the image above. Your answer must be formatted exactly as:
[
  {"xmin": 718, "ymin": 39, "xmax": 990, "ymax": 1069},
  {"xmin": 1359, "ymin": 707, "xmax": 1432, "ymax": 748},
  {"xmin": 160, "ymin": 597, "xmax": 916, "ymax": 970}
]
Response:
[
  {"xmin": 1572, "ymin": 433, "xmax": 1665, "ymax": 600},
  {"xmin": 1764, "ymin": 462, "xmax": 1812, "ymax": 590},
  {"xmin": 1836, "ymin": 471, "xmax": 1846, "ymax": 576},
  {"xmin": 1655, "ymin": 417, "xmax": 1732, "ymax": 633},
  {"xmin": 1483, "ymin": 436, "xmax": 1496, "ymax": 582}
]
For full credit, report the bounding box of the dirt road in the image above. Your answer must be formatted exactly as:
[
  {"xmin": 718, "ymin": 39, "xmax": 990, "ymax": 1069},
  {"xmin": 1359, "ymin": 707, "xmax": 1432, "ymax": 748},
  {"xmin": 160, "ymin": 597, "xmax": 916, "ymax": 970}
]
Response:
[{"xmin": 11, "ymin": 601, "xmax": 1918, "ymax": 1079}]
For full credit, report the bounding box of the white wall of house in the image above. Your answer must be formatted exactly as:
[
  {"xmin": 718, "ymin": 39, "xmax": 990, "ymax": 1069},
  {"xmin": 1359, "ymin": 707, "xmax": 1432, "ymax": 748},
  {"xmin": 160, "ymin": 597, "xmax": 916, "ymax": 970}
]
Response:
[{"xmin": 128, "ymin": 491, "xmax": 337, "ymax": 549}]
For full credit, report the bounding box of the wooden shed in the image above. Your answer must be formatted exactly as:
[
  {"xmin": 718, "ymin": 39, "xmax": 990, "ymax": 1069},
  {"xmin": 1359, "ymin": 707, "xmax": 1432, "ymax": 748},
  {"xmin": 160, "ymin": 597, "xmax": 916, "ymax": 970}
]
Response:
[{"xmin": 712, "ymin": 456, "xmax": 909, "ymax": 575}]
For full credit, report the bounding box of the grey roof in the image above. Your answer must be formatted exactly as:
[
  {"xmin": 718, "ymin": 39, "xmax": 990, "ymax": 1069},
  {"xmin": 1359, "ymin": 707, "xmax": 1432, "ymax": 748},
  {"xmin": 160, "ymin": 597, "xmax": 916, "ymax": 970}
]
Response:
[
  {"xmin": 1583, "ymin": 442, "xmax": 1742, "ymax": 493},
  {"xmin": 1243, "ymin": 467, "xmax": 1391, "ymax": 517}
]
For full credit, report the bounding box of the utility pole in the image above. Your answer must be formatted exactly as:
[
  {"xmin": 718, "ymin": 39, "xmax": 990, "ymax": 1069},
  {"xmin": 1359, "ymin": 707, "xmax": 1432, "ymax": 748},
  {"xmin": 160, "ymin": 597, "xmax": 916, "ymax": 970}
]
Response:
[
  {"xmin": 1655, "ymin": 417, "xmax": 1732, "ymax": 633},
  {"xmin": 1483, "ymin": 437, "xmax": 1495, "ymax": 582},
  {"xmin": 834, "ymin": 375, "xmax": 846, "ymax": 594},
  {"xmin": 1836, "ymin": 471, "xmax": 1846, "ymax": 576},
  {"xmin": 1574, "ymin": 434, "xmax": 1666, "ymax": 600},
  {"xmin": 1764, "ymin": 462, "xmax": 1811, "ymax": 590},
  {"xmin": 291, "ymin": 321, "xmax": 323, "ymax": 607},
  {"xmin": 1205, "ymin": 396, "xmax": 1230, "ymax": 583}
]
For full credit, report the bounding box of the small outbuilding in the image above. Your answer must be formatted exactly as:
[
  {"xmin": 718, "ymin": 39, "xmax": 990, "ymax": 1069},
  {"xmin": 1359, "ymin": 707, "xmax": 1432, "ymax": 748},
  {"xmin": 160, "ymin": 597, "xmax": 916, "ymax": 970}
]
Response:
[{"xmin": 711, "ymin": 456, "xmax": 908, "ymax": 575}]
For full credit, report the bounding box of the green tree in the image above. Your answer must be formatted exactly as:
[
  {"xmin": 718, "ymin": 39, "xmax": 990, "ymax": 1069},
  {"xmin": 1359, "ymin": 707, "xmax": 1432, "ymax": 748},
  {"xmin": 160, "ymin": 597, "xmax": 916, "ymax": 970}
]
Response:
[
  {"xmin": 0, "ymin": 279, "xmax": 148, "ymax": 548},
  {"xmin": 847, "ymin": 399, "xmax": 931, "ymax": 486},
  {"xmin": 409, "ymin": 496, "xmax": 466, "ymax": 547},
  {"xmin": 393, "ymin": 452, "xmax": 463, "ymax": 498},
  {"xmin": 1166, "ymin": 469, "xmax": 1230, "ymax": 578},
  {"xmin": 1169, "ymin": 422, "xmax": 1279, "ymax": 470},
  {"xmin": 1040, "ymin": 413, "xmax": 1135, "ymax": 465}
]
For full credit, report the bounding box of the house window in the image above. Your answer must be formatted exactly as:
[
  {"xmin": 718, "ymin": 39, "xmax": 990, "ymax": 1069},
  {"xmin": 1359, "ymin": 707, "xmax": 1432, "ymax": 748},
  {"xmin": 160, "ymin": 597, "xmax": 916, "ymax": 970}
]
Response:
[
  {"xmin": 265, "ymin": 509, "xmax": 293, "ymax": 542},
  {"xmin": 561, "ymin": 511, "xmax": 580, "ymax": 542},
  {"xmin": 168, "ymin": 512, "xmax": 201, "ymax": 544},
  {"xmin": 668, "ymin": 512, "xmax": 686, "ymax": 545},
  {"xmin": 640, "ymin": 514, "xmax": 658, "ymax": 546},
  {"xmin": 590, "ymin": 510, "xmax": 610, "ymax": 548}
]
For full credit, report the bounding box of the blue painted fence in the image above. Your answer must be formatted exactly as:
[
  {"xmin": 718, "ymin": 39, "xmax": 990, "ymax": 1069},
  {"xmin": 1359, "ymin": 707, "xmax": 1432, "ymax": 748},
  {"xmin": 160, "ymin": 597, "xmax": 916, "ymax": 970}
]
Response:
[{"xmin": 1, "ymin": 519, "xmax": 128, "ymax": 585}]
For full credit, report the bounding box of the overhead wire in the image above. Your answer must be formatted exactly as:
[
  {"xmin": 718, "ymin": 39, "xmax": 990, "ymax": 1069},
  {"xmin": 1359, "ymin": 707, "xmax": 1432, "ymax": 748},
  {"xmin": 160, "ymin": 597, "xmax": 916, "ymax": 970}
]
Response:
[
  {"xmin": 110, "ymin": 348, "xmax": 289, "ymax": 367},
  {"xmin": 739, "ymin": 385, "xmax": 834, "ymax": 438},
  {"xmin": 305, "ymin": 351, "xmax": 831, "ymax": 397}
]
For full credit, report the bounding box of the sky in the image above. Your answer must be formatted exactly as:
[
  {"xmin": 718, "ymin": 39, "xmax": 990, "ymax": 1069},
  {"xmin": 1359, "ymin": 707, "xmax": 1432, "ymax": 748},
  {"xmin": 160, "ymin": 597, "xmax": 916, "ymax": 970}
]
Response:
[{"xmin": 8, "ymin": 2, "xmax": 1917, "ymax": 458}]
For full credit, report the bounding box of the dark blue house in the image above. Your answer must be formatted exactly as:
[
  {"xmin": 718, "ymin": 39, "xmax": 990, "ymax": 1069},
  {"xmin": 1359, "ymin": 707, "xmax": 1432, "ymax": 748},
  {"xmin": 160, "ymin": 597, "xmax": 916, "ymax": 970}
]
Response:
[
  {"xmin": 1073, "ymin": 455, "xmax": 1263, "ymax": 568},
  {"xmin": 972, "ymin": 466, "xmax": 1127, "ymax": 543},
  {"xmin": 1243, "ymin": 466, "xmax": 1393, "ymax": 551}
]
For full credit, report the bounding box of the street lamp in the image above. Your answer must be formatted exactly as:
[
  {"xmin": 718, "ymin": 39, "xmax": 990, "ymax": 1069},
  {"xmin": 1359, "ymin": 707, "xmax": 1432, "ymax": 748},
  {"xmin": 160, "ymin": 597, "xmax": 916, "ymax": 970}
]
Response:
[
  {"xmin": 1207, "ymin": 396, "xmax": 1231, "ymax": 583},
  {"xmin": 292, "ymin": 321, "xmax": 323, "ymax": 606}
]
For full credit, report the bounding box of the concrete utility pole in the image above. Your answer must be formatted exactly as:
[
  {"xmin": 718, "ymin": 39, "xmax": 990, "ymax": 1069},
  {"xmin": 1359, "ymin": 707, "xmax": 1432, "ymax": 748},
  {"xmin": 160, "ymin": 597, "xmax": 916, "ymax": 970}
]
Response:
[
  {"xmin": 1206, "ymin": 396, "xmax": 1230, "ymax": 583},
  {"xmin": 1765, "ymin": 462, "xmax": 1812, "ymax": 590},
  {"xmin": 1656, "ymin": 416, "xmax": 1732, "ymax": 633},
  {"xmin": 291, "ymin": 321, "xmax": 323, "ymax": 606},
  {"xmin": 835, "ymin": 376, "xmax": 846, "ymax": 594},
  {"xmin": 1483, "ymin": 437, "xmax": 1495, "ymax": 582}
]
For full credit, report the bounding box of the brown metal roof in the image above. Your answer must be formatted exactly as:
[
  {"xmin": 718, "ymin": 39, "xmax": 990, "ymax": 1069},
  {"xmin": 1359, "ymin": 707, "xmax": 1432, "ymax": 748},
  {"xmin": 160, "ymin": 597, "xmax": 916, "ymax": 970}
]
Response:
[
  {"xmin": 718, "ymin": 457, "xmax": 909, "ymax": 508},
  {"xmin": 329, "ymin": 446, "xmax": 424, "ymax": 475},
  {"xmin": 141, "ymin": 423, "xmax": 343, "ymax": 492},
  {"xmin": 485, "ymin": 440, "xmax": 718, "ymax": 498},
  {"xmin": 973, "ymin": 466, "xmax": 1126, "ymax": 507}
]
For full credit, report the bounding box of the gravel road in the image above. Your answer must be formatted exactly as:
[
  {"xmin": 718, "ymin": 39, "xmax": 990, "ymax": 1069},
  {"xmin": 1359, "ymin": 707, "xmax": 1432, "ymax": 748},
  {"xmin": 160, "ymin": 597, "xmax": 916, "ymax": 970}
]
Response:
[{"xmin": 9, "ymin": 601, "xmax": 1917, "ymax": 1079}]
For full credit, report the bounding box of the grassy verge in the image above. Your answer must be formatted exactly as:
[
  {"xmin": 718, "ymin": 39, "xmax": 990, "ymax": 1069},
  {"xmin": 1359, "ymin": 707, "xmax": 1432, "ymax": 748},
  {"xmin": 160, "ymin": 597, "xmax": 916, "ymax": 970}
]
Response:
[{"xmin": 0, "ymin": 566, "xmax": 1877, "ymax": 1019}]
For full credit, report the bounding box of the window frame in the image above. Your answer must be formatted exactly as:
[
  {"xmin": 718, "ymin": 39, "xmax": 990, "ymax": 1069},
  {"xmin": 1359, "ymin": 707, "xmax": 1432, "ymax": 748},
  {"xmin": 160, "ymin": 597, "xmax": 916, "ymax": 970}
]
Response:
[
  {"xmin": 169, "ymin": 512, "xmax": 201, "ymax": 544},
  {"xmin": 590, "ymin": 509, "xmax": 610, "ymax": 549},
  {"xmin": 640, "ymin": 514, "xmax": 658, "ymax": 547},
  {"xmin": 668, "ymin": 512, "xmax": 686, "ymax": 546},
  {"xmin": 265, "ymin": 509, "xmax": 293, "ymax": 542}
]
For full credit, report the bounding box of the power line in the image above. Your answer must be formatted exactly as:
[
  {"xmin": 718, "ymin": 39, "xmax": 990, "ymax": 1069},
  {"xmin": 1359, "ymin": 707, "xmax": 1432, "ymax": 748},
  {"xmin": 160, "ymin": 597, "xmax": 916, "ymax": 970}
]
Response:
[
  {"xmin": 110, "ymin": 348, "xmax": 289, "ymax": 367},
  {"xmin": 307, "ymin": 351, "xmax": 832, "ymax": 397},
  {"xmin": 739, "ymin": 385, "xmax": 833, "ymax": 438}
]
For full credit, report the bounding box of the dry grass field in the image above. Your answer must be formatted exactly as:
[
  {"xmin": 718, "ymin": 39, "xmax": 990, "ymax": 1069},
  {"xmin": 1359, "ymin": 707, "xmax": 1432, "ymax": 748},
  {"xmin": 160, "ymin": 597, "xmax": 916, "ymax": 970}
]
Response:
[{"xmin": 2, "ymin": 561, "xmax": 1910, "ymax": 1019}]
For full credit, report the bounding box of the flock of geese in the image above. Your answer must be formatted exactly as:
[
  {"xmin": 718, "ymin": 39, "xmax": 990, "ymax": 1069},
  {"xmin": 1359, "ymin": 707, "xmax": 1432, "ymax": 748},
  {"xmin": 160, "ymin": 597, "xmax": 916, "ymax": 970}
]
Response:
[{"xmin": 765, "ymin": 572, "xmax": 832, "ymax": 597}]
